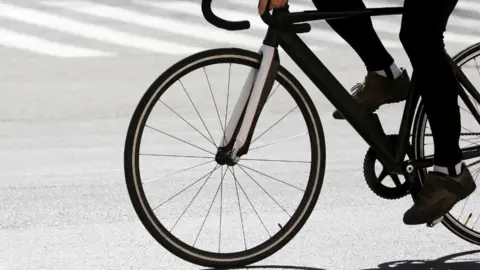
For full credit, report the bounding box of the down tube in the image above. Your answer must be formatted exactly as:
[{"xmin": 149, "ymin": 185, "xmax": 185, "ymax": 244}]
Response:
[{"xmin": 279, "ymin": 33, "xmax": 397, "ymax": 167}]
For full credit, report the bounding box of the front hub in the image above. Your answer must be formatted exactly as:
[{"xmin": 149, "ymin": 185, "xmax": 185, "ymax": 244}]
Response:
[{"xmin": 215, "ymin": 149, "xmax": 238, "ymax": 166}]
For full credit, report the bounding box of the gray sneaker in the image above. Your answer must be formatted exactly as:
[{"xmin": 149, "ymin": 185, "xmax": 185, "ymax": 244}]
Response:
[{"xmin": 332, "ymin": 68, "xmax": 411, "ymax": 119}]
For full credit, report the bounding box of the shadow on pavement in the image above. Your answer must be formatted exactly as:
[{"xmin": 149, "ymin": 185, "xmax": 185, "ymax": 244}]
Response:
[
  {"xmin": 203, "ymin": 249, "xmax": 480, "ymax": 270},
  {"xmin": 205, "ymin": 266, "xmax": 324, "ymax": 270},
  {"xmin": 360, "ymin": 249, "xmax": 480, "ymax": 270}
]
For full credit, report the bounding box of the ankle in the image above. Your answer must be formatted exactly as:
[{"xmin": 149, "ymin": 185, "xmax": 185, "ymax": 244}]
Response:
[
  {"xmin": 433, "ymin": 161, "xmax": 463, "ymax": 177},
  {"xmin": 373, "ymin": 62, "xmax": 403, "ymax": 80}
]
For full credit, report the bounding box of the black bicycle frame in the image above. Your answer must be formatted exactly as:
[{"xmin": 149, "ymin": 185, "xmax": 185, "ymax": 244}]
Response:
[
  {"xmin": 266, "ymin": 6, "xmax": 409, "ymax": 172},
  {"xmin": 202, "ymin": 1, "xmax": 480, "ymax": 173}
]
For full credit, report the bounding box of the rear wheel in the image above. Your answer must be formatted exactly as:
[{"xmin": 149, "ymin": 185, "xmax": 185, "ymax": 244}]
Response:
[
  {"xmin": 124, "ymin": 48, "xmax": 326, "ymax": 267},
  {"xmin": 412, "ymin": 43, "xmax": 480, "ymax": 245}
]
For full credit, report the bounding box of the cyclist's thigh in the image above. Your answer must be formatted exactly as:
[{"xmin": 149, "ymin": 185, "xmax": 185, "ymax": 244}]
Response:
[{"xmin": 401, "ymin": 0, "xmax": 458, "ymax": 37}]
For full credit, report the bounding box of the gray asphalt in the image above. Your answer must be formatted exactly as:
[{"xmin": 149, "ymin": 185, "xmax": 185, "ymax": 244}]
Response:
[{"xmin": 2, "ymin": 0, "xmax": 480, "ymax": 269}]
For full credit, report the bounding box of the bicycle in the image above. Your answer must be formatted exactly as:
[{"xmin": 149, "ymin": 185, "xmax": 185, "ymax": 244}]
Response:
[{"xmin": 124, "ymin": 0, "xmax": 480, "ymax": 268}]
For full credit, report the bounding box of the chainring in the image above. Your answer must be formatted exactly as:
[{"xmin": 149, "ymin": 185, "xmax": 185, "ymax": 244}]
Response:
[{"xmin": 363, "ymin": 135, "xmax": 410, "ymax": 200}]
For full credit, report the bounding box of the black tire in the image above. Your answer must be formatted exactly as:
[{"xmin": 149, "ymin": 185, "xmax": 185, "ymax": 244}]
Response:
[
  {"xmin": 124, "ymin": 48, "xmax": 326, "ymax": 268},
  {"xmin": 411, "ymin": 42, "xmax": 480, "ymax": 245}
]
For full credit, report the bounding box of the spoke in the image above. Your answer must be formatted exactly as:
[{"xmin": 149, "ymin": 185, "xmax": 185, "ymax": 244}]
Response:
[
  {"xmin": 238, "ymin": 164, "xmax": 305, "ymax": 192},
  {"xmin": 471, "ymin": 58, "xmax": 480, "ymax": 116},
  {"xmin": 460, "ymin": 105, "xmax": 473, "ymax": 116},
  {"xmin": 143, "ymin": 160, "xmax": 214, "ymax": 184},
  {"xmin": 460, "ymin": 137, "xmax": 480, "ymax": 148},
  {"xmin": 203, "ymin": 67, "xmax": 225, "ymax": 135},
  {"xmin": 458, "ymin": 87, "xmax": 480, "ymax": 127},
  {"xmin": 228, "ymin": 167, "xmax": 271, "ymax": 238},
  {"xmin": 460, "ymin": 137, "xmax": 478, "ymax": 148},
  {"xmin": 464, "ymin": 83, "xmax": 480, "ymax": 115},
  {"xmin": 145, "ymin": 125, "xmax": 215, "ymax": 155},
  {"xmin": 250, "ymin": 133, "xmax": 307, "ymax": 151},
  {"xmin": 152, "ymin": 164, "xmax": 218, "ymax": 210},
  {"xmin": 265, "ymin": 82, "xmax": 281, "ymax": 104},
  {"xmin": 170, "ymin": 165, "xmax": 219, "ymax": 232},
  {"xmin": 241, "ymin": 158, "xmax": 310, "ymax": 164},
  {"xmin": 218, "ymin": 167, "xmax": 227, "ymax": 253},
  {"xmin": 459, "ymin": 126, "xmax": 480, "ymax": 147},
  {"xmin": 469, "ymin": 59, "xmax": 480, "ymax": 114},
  {"xmin": 420, "ymin": 125, "xmax": 480, "ymax": 142},
  {"xmin": 179, "ymin": 79, "xmax": 218, "ymax": 148},
  {"xmin": 462, "ymin": 136, "xmax": 480, "ymax": 144},
  {"xmin": 232, "ymin": 167, "xmax": 247, "ymax": 250},
  {"xmin": 223, "ymin": 63, "xmax": 231, "ymax": 143},
  {"xmin": 251, "ymin": 106, "xmax": 298, "ymax": 144},
  {"xmin": 458, "ymin": 168, "xmax": 480, "ymax": 220},
  {"xmin": 460, "ymin": 125, "xmax": 479, "ymax": 136},
  {"xmin": 238, "ymin": 165, "xmax": 292, "ymax": 218},
  {"xmin": 193, "ymin": 169, "xmax": 225, "ymax": 247},
  {"xmin": 466, "ymin": 159, "xmax": 480, "ymax": 168},
  {"xmin": 469, "ymin": 162, "xmax": 480, "ymax": 179},
  {"xmin": 473, "ymin": 216, "xmax": 480, "ymax": 230},
  {"xmin": 464, "ymin": 140, "xmax": 480, "ymax": 149},
  {"xmin": 474, "ymin": 58, "xmax": 480, "ymax": 78},
  {"xmin": 140, "ymin": 153, "xmax": 212, "ymax": 159},
  {"xmin": 160, "ymin": 100, "xmax": 215, "ymax": 146}
]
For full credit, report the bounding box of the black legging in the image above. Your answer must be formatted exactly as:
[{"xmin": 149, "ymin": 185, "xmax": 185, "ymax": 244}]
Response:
[{"xmin": 312, "ymin": 0, "xmax": 462, "ymax": 167}]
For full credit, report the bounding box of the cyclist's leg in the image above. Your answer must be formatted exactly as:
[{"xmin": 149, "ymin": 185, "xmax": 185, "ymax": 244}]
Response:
[
  {"xmin": 400, "ymin": 0, "xmax": 461, "ymax": 172},
  {"xmin": 400, "ymin": 0, "xmax": 476, "ymax": 225},
  {"xmin": 312, "ymin": 0, "xmax": 393, "ymax": 73},
  {"xmin": 312, "ymin": 0, "xmax": 410, "ymax": 119}
]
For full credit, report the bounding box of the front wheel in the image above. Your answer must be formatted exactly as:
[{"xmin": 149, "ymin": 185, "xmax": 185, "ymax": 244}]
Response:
[
  {"xmin": 124, "ymin": 48, "xmax": 326, "ymax": 268},
  {"xmin": 412, "ymin": 42, "xmax": 480, "ymax": 245}
]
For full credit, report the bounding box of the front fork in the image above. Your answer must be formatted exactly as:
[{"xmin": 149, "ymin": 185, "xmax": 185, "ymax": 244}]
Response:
[{"xmin": 215, "ymin": 45, "xmax": 280, "ymax": 165}]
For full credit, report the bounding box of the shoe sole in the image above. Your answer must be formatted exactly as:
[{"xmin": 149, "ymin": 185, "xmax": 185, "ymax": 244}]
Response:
[
  {"xmin": 404, "ymin": 197, "xmax": 453, "ymax": 225},
  {"xmin": 332, "ymin": 99, "xmax": 406, "ymax": 120}
]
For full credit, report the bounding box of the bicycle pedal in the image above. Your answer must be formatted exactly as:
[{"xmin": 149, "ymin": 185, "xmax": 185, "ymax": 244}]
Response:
[{"xmin": 426, "ymin": 216, "xmax": 444, "ymax": 227}]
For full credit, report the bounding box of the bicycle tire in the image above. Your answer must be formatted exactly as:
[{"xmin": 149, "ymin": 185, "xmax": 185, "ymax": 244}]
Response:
[
  {"xmin": 124, "ymin": 48, "xmax": 326, "ymax": 268},
  {"xmin": 411, "ymin": 42, "xmax": 480, "ymax": 245}
]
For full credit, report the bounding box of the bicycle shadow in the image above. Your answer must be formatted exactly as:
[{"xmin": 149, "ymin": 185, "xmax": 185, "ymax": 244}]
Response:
[
  {"xmin": 203, "ymin": 249, "xmax": 480, "ymax": 270},
  {"xmin": 360, "ymin": 249, "xmax": 480, "ymax": 270}
]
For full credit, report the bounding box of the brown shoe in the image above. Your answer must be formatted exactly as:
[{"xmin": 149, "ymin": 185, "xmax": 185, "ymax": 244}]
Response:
[
  {"xmin": 403, "ymin": 164, "xmax": 477, "ymax": 225},
  {"xmin": 332, "ymin": 68, "xmax": 411, "ymax": 120}
]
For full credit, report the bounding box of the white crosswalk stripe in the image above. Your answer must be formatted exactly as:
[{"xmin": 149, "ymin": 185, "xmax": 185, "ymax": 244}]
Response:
[
  {"xmin": 0, "ymin": 0, "xmax": 478, "ymax": 58},
  {"xmin": 42, "ymin": 1, "xmax": 267, "ymax": 50},
  {"xmin": 0, "ymin": 27, "xmax": 112, "ymax": 57},
  {"xmin": 0, "ymin": 1, "xmax": 203, "ymax": 56},
  {"xmin": 133, "ymin": 0, "xmax": 331, "ymax": 50},
  {"xmin": 134, "ymin": 0, "xmax": 403, "ymax": 49}
]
